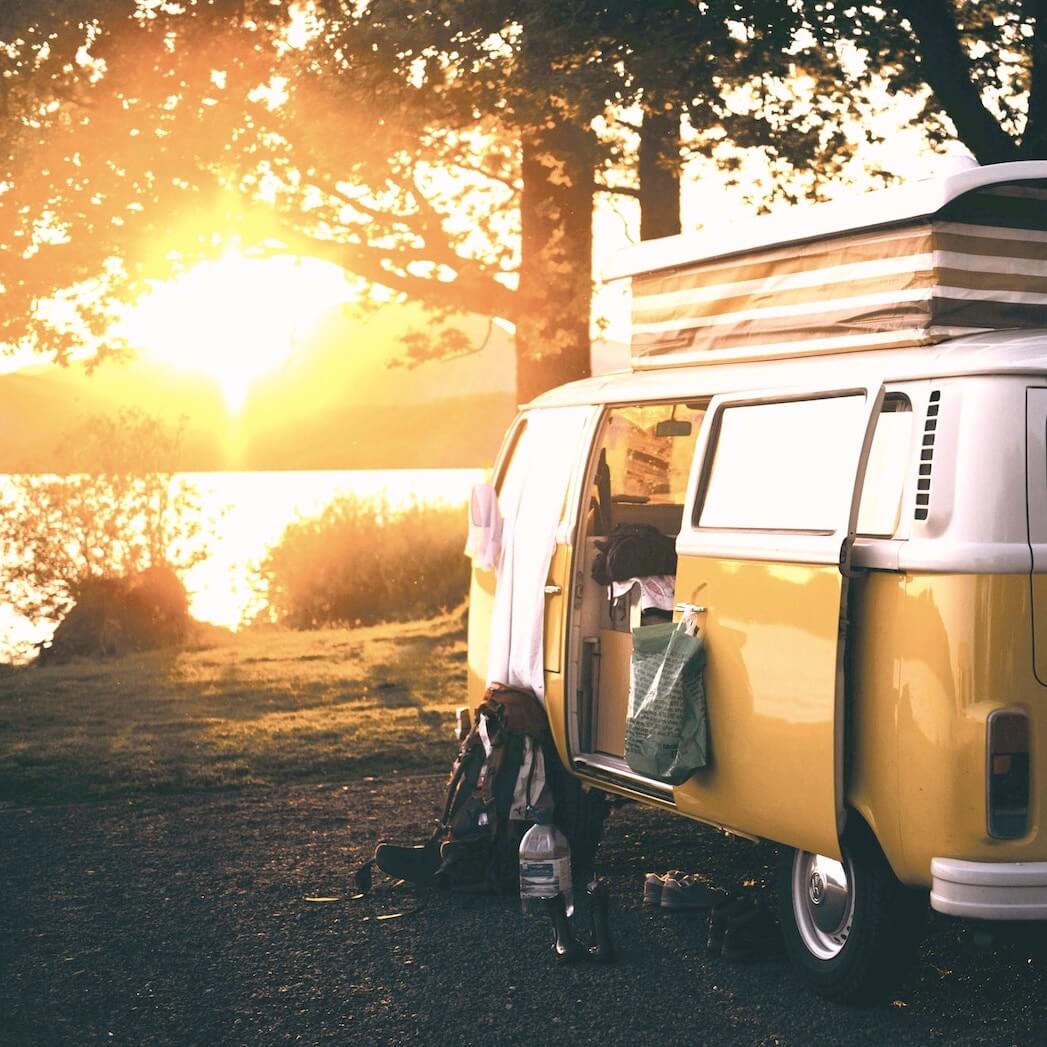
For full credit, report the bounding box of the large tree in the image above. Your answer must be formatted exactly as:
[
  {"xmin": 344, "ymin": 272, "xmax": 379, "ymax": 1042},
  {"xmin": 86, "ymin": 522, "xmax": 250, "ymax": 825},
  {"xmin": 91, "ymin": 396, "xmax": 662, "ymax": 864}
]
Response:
[
  {"xmin": 0, "ymin": 2, "xmax": 838, "ymax": 401},
  {"xmin": 7, "ymin": 2, "xmax": 1033, "ymax": 406}
]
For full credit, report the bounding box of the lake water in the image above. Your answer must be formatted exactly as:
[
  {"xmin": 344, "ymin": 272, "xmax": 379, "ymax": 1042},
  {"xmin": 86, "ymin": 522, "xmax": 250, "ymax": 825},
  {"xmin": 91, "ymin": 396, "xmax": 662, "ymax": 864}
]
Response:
[{"xmin": 0, "ymin": 468, "xmax": 484, "ymax": 663}]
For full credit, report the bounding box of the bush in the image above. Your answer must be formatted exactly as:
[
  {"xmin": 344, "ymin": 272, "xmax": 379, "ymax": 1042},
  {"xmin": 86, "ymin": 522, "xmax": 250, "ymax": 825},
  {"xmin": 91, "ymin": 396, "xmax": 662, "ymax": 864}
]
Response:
[{"xmin": 258, "ymin": 496, "xmax": 470, "ymax": 628}]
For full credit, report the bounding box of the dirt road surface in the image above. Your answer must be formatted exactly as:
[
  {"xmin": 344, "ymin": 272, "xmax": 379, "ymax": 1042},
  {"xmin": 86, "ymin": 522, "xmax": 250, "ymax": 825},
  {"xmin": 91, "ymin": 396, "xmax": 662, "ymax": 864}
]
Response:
[{"xmin": 3, "ymin": 775, "xmax": 1045, "ymax": 1046}]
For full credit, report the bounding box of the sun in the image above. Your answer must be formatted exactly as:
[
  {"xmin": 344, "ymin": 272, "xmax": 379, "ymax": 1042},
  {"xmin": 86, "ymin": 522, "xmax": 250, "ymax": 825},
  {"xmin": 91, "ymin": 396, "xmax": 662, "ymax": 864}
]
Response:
[{"xmin": 118, "ymin": 254, "xmax": 358, "ymax": 412}]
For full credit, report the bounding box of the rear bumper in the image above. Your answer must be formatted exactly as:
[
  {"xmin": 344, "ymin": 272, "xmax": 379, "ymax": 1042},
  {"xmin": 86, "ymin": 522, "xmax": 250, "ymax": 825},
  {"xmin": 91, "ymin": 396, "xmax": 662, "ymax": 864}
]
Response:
[{"xmin": 931, "ymin": 858, "xmax": 1047, "ymax": 920}]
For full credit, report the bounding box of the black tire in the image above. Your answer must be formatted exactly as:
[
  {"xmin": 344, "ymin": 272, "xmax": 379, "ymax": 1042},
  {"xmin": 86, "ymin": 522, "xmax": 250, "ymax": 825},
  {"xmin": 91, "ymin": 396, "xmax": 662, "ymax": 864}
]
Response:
[
  {"xmin": 553, "ymin": 769, "xmax": 610, "ymax": 880},
  {"xmin": 776, "ymin": 822, "xmax": 923, "ymax": 1003}
]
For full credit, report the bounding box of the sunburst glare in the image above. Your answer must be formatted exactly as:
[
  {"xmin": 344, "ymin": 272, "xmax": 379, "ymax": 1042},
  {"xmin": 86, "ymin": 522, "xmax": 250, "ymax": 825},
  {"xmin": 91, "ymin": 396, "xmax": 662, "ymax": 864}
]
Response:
[{"xmin": 118, "ymin": 254, "xmax": 358, "ymax": 413}]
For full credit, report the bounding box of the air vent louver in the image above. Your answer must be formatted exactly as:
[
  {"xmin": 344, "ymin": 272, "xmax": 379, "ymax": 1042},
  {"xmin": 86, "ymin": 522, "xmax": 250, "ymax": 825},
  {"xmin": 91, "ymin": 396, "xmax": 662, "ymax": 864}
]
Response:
[{"xmin": 914, "ymin": 391, "xmax": 940, "ymax": 521}]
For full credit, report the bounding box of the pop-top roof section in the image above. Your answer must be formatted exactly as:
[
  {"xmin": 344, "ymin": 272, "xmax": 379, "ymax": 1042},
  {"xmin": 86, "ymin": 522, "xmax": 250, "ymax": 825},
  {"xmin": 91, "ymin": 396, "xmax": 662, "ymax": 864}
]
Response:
[
  {"xmin": 603, "ymin": 161, "xmax": 1047, "ymax": 281},
  {"xmin": 605, "ymin": 161, "xmax": 1047, "ymax": 370}
]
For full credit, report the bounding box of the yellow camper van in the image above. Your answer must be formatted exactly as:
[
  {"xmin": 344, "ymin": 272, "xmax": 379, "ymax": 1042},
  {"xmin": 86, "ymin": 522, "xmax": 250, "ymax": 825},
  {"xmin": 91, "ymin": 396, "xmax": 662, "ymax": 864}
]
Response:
[{"xmin": 467, "ymin": 161, "xmax": 1047, "ymax": 1000}]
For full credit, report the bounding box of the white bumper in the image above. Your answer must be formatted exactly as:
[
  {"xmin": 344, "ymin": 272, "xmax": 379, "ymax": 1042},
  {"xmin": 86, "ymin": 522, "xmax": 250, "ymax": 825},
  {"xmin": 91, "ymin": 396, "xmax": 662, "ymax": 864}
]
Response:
[{"xmin": 931, "ymin": 858, "xmax": 1047, "ymax": 920}]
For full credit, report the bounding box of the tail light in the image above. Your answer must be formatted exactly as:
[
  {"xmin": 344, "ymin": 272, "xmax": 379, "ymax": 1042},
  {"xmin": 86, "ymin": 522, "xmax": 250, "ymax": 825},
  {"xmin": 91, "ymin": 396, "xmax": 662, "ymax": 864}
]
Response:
[{"xmin": 987, "ymin": 709, "xmax": 1031, "ymax": 840}]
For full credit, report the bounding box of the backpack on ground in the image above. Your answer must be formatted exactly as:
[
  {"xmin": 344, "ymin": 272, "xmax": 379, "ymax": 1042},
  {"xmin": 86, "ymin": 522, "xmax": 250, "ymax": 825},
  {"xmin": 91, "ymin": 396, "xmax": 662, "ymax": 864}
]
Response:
[
  {"xmin": 361, "ymin": 683, "xmax": 552, "ymax": 895},
  {"xmin": 591, "ymin": 523, "xmax": 677, "ymax": 586}
]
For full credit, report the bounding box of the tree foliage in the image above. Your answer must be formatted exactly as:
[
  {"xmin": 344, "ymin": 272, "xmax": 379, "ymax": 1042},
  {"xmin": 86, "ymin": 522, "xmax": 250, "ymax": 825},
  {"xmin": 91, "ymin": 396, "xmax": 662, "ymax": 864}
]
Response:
[
  {"xmin": 0, "ymin": 409, "xmax": 210, "ymax": 624},
  {"xmin": 258, "ymin": 496, "xmax": 469, "ymax": 629},
  {"xmin": 1, "ymin": 2, "xmax": 1043, "ymax": 402}
]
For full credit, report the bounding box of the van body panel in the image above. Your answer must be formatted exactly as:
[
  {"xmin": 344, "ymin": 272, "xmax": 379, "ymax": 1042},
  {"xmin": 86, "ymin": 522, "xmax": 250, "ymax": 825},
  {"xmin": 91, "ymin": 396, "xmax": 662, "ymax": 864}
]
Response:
[
  {"xmin": 467, "ymin": 566, "xmax": 496, "ymax": 710},
  {"xmin": 672, "ymin": 556, "xmax": 845, "ymax": 860},
  {"xmin": 844, "ymin": 571, "xmax": 907, "ymax": 879},
  {"xmin": 543, "ymin": 543, "xmax": 571, "ymax": 674},
  {"xmin": 850, "ymin": 572, "xmax": 1046, "ymax": 885},
  {"xmin": 1026, "ymin": 387, "xmax": 1047, "ymax": 684},
  {"xmin": 544, "ymin": 671, "xmax": 570, "ymax": 769}
]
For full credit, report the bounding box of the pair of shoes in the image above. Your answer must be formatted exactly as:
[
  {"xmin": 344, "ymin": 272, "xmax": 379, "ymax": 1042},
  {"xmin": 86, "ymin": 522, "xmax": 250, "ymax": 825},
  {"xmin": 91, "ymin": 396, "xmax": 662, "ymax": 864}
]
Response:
[
  {"xmin": 707, "ymin": 895, "xmax": 781, "ymax": 960},
  {"xmin": 643, "ymin": 868, "xmax": 683, "ymax": 907},
  {"xmin": 644, "ymin": 870, "xmax": 726, "ymax": 911}
]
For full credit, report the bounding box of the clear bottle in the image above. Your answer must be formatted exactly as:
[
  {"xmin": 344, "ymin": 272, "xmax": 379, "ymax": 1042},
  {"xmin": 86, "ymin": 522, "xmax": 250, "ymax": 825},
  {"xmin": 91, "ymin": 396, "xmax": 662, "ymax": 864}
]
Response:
[{"xmin": 518, "ymin": 808, "xmax": 573, "ymax": 917}]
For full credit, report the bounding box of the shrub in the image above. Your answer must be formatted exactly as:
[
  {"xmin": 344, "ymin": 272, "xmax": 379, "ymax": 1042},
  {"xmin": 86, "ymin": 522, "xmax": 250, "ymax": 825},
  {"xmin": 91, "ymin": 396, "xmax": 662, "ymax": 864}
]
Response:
[
  {"xmin": 258, "ymin": 496, "xmax": 469, "ymax": 628},
  {"xmin": 0, "ymin": 409, "xmax": 209, "ymax": 630}
]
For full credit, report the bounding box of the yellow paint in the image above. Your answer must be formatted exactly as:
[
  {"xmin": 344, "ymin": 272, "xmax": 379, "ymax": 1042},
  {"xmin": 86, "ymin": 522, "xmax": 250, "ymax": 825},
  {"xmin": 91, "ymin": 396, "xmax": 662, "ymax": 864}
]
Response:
[
  {"xmin": 849, "ymin": 573, "xmax": 1047, "ymax": 885},
  {"xmin": 1031, "ymin": 575, "xmax": 1047, "ymax": 684},
  {"xmin": 466, "ymin": 566, "xmax": 496, "ymax": 711},
  {"xmin": 472, "ymin": 547, "xmax": 1047, "ymax": 890},
  {"xmin": 543, "ymin": 544, "xmax": 572, "ymax": 674},
  {"xmin": 671, "ymin": 554, "xmax": 845, "ymax": 860}
]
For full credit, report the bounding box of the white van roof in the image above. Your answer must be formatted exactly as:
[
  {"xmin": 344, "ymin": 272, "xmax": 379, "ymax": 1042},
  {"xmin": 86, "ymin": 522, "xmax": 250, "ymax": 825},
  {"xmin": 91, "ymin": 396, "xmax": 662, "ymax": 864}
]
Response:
[
  {"xmin": 529, "ymin": 328, "xmax": 1047, "ymax": 409},
  {"xmin": 603, "ymin": 161, "xmax": 1047, "ymax": 370}
]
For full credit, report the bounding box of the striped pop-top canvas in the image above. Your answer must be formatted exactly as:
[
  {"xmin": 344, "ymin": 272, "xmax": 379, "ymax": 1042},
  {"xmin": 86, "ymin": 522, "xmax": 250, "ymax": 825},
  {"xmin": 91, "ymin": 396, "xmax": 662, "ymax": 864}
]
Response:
[{"xmin": 628, "ymin": 178, "xmax": 1047, "ymax": 368}]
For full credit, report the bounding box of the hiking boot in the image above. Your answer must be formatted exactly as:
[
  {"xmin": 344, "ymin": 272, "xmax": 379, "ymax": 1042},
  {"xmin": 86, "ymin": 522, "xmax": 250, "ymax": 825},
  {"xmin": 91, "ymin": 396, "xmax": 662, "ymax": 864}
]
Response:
[
  {"xmin": 706, "ymin": 895, "xmax": 756, "ymax": 954},
  {"xmin": 643, "ymin": 868, "xmax": 684, "ymax": 908},
  {"xmin": 373, "ymin": 840, "xmax": 442, "ymax": 887},
  {"xmin": 660, "ymin": 875, "xmax": 727, "ymax": 912}
]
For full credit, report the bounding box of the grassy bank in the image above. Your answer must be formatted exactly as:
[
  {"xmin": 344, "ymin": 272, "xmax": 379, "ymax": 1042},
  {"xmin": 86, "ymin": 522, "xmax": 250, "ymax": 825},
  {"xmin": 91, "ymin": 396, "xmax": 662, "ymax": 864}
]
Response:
[{"xmin": 0, "ymin": 610, "xmax": 467, "ymax": 805}]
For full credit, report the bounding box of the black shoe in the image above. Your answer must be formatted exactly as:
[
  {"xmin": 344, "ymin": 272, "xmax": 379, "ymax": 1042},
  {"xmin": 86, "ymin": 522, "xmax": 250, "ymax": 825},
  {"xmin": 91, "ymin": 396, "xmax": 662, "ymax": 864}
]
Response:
[
  {"xmin": 542, "ymin": 895, "xmax": 585, "ymax": 964},
  {"xmin": 706, "ymin": 895, "xmax": 756, "ymax": 955},
  {"xmin": 587, "ymin": 878, "xmax": 617, "ymax": 963},
  {"xmin": 720, "ymin": 906, "xmax": 780, "ymax": 961},
  {"xmin": 373, "ymin": 840, "xmax": 442, "ymax": 886}
]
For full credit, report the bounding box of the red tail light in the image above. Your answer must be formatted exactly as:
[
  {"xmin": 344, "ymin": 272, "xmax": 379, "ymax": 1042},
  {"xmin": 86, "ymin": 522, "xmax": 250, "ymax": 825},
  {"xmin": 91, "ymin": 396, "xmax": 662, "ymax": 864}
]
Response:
[{"xmin": 987, "ymin": 709, "xmax": 1030, "ymax": 840}]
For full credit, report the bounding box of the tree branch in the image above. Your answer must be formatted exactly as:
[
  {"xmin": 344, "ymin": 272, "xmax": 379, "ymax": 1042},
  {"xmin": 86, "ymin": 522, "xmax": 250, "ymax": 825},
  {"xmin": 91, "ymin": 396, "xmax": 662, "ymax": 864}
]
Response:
[
  {"xmin": 890, "ymin": 0, "xmax": 1021, "ymax": 163},
  {"xmin": 595, "ymin": 182, "xmax": 641, "ymax": 199},
  {"xmin": 266, "ymin": 220, "xmax": 519, "ymax": 322}
]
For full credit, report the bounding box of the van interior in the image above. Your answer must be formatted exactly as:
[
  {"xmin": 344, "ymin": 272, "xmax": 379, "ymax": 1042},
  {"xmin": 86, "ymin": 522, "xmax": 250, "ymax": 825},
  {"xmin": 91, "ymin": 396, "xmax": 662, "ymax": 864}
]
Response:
[{"xmin": 572, "ymin": 402, "xmax": 706, "ymax": 787}]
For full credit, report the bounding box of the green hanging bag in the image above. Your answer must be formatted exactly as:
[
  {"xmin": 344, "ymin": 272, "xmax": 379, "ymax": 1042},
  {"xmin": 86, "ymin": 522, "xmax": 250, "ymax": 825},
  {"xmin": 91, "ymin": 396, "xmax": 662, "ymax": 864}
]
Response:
[{"xmin": 625, "ymin": 618, "xmax": 708, "ymax": 785}]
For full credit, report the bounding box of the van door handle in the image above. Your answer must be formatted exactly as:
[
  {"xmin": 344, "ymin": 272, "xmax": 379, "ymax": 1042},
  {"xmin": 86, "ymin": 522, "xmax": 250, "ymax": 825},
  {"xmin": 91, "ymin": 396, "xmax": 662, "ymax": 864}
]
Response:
[
  {"xmin": 675, "ymin": 603, "xmax": 707, "ymax": 614},
  {"xmin": 544, "ymin": 585, "xmax": 563, "ymax": 595}
]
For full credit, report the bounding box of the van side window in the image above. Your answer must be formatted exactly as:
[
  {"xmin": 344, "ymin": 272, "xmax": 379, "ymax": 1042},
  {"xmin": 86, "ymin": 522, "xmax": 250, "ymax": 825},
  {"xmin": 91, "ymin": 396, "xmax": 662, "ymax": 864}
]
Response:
[
  {"xmin": 594, "ymin": 402, "xmax": 705, "ymax": 513},
  {"xmin": 697, "ymin": 394, "xmax": 868, "ymax": 532},
  {"xmin": 856, "ymin": 394, "xmax": 913, "ymax": 537},
  {"xmin": 495, "ymin": 419, "xmax": 528, "ymax": 502}
]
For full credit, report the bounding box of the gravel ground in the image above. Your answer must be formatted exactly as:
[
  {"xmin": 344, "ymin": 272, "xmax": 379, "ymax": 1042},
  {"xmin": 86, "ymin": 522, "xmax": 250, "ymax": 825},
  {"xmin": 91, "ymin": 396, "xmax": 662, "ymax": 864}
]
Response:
[{"xmin": 3, "ymin": 775, "xmax": 1046, "ymax": 1047}]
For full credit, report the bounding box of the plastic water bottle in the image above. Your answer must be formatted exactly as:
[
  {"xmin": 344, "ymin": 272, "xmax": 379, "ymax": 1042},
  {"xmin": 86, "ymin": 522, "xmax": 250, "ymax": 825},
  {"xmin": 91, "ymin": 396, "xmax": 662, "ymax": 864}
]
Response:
[{"xmin": 518, "ymin": 808, "xmax": 574, "ymax": 917}]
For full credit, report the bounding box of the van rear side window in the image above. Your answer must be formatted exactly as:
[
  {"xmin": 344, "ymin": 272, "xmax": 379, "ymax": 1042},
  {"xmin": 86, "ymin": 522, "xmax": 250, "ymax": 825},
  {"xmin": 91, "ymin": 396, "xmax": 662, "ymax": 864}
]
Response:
[
  {"xmin": 697, "ymin": 394, "xmax": 868, "ymax": 532},
  {"xmin": 856, "ymin": 394, "xmax": 913, "ymax": 537}
]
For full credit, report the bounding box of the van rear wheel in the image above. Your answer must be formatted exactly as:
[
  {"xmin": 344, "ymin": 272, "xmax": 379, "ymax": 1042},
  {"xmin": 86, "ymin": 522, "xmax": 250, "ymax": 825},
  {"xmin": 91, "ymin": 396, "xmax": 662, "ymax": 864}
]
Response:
[{"xmin": 776, "ymin": 827, "xmax": 921, "ymax": 1003}]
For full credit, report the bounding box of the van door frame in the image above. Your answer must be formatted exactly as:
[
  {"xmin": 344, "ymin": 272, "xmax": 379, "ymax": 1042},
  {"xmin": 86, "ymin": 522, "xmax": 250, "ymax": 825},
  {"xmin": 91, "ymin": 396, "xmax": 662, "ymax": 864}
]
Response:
[
  {"xmin": 672, "ymin": 383, "xmax": 886, "ymax": 856},
  {"xmin": 562, "ymin": 397, "xmax": 709, "ymax": 764}
]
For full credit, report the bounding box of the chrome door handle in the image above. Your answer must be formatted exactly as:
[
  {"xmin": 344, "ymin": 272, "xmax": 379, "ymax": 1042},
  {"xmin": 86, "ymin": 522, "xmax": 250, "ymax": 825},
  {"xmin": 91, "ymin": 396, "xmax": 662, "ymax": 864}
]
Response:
[
  {"xmin": 544, "ymin": 585, "xmax": 563, "ymax": 595},
  {"xmin": 675, "ymin": 603, "xmax": 707, "ymax": 613}
]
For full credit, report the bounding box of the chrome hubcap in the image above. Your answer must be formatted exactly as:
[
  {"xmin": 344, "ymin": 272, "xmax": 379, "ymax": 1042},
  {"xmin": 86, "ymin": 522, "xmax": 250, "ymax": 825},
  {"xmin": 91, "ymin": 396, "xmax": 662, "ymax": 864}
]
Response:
[{"xmin": 792, "ymin": 851, "xmax": 854, "ymax": 960}]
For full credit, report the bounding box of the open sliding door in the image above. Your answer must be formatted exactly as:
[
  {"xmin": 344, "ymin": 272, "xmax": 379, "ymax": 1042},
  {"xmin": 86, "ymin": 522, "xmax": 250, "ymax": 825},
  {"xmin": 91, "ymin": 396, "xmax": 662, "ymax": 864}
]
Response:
[{"xmin": 673, "ymin": 385, "xmax": 885, "ymax": 860}]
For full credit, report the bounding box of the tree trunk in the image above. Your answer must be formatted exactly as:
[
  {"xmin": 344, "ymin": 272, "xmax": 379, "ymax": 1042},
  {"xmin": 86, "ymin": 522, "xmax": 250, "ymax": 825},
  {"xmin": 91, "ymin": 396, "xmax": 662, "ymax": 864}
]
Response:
[
  {"xmin": 1022, "ymin": 0, "xmax": 1047, "ymax": 157},
  {"xmin": 639, "ymin": 92, "xmax": 682, "ymax": 241},
  {"xmin": 515, "ymin": 121, "xmax": 595, "ymax": 404}
]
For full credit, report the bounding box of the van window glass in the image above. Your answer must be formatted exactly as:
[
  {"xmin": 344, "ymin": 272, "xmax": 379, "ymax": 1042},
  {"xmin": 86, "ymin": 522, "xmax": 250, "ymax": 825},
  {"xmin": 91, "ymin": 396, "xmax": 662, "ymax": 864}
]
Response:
[
  {"xmin": 596, "ymin": 403, "xmax": 705, "ymax": 510},
  {"xmin": 495, "ymin": 419, "xmax": 528, "ymax": 506},
  {"xmin": 856, "ymin": 395, "xmax": 913, "ymax": 537},
  {"xmin": 698, "ymin": 394, "xmax": 867, "ymax": 532}
]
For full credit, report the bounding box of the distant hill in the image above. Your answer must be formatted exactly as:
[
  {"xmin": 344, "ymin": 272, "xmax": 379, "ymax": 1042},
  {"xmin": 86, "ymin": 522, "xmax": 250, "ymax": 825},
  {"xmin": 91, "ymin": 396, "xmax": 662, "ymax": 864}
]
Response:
[
  {"xmin": 0, "ymin": 304, "xmax": 519, "ymax": 472},
  {"xmin": 0, "ymin": 299, "xmax": 627, "ymax": 473}
]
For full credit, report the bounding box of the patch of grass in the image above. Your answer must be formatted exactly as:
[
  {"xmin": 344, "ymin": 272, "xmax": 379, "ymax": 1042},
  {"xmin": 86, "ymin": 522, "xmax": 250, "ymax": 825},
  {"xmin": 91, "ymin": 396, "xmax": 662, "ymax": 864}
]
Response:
[{"xmin": 0, "ymin": 610, "xmax": 467, "ymax": 805}]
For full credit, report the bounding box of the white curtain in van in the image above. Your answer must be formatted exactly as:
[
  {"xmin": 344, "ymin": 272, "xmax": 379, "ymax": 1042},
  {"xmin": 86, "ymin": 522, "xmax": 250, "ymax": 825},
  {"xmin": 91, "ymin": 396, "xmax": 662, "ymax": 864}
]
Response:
[{"xmin": 487, "ymin": 404, "xmax": 594, "ymax": 704}]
